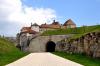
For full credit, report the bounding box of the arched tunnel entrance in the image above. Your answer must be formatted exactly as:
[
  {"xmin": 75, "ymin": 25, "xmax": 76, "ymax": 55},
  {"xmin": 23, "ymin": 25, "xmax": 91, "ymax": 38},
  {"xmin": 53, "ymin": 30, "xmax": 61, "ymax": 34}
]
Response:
[{"xmin": 46, "ymin": 41, "xmax": 56, "ymax": 52}]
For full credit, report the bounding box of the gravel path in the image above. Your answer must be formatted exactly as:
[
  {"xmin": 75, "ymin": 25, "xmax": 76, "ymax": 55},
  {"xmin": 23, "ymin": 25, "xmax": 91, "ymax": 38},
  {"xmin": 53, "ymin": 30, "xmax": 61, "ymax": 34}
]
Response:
[{"xmin": 6, "ymin": 53, "xmax": 83, "ymax": 66}]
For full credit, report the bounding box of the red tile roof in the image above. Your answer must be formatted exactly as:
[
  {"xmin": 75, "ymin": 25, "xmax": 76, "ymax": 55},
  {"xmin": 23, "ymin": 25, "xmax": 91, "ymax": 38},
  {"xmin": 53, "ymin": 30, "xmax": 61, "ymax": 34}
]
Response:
[
  {"xmin": 21, "ymin": 27, "xmax": 37, "ymax": 34},
  {"xmin": 40, "ymin": 23, "xmax": 50, "ymax": 28},
  {"xmin": 63, "ymin": 19, "xmax": 76, "ymax": 26},
  {"xmin": 23, "ymin": 29, "xmax": 37, "ymax": 34},
  {"xmin": 21, "ymin": 27, "xmax": 31, "ymax": 31}
]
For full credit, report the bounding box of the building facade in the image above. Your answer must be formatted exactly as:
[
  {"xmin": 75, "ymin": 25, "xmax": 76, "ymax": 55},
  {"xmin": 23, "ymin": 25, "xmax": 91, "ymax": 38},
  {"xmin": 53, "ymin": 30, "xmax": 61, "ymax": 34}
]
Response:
[{"xmin": 40, "ymin": 19, "xmax": 76, "ymax": 32}]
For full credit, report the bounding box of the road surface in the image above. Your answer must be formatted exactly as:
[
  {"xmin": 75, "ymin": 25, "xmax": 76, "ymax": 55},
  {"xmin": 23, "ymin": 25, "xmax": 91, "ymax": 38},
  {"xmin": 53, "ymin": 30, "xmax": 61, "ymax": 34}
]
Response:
[{"xmin": 6, "ymin": 53, "xmax": 83, "ymax": 66}]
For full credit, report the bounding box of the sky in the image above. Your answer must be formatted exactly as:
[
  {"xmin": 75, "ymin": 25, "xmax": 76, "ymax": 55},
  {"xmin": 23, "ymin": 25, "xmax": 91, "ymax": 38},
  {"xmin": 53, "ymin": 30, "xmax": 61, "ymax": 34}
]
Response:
[{"xmin": 0, "ymin": 0, "xmax": 100, "ymax": 37}]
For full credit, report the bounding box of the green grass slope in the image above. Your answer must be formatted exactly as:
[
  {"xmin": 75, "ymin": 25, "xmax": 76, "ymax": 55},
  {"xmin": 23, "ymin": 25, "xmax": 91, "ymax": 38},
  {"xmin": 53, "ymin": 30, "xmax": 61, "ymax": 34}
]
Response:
[
  {"xmin": 53, "ymin": 51, "xmax": 100, "ymax": 66},
  {"xmin": 0, "ymin": 37, "xmax": 28, "ymax": 66},
  {"xmin": 42, "ymin": 25, "xmax": 100, "ymax": 36}
]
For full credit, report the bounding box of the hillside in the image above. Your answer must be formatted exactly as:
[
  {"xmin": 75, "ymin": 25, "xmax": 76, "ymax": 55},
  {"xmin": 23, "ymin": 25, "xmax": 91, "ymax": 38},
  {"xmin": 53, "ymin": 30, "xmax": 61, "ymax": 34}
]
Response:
[
  {"xmin": 42, "ymin": 25, "xmax": 100, "ymax": 36},
  {"xmin": 42, "ymin": 25, "xmax": 100, "ymax": 38},
  {"xmin": 0, "ymin": 37, "xmax": 27, "ymax": 66}
]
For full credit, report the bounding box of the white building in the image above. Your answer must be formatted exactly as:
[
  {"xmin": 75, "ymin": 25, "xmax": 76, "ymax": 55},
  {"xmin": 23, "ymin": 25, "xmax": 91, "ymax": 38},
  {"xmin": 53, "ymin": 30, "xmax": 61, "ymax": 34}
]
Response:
[
  {"xmin": 17, "ymin": 24, "xmax": 38, "ymax": 51},
  {"xmin": 31, "ymin": 23, "xmax": 39, "ymax": 32}
]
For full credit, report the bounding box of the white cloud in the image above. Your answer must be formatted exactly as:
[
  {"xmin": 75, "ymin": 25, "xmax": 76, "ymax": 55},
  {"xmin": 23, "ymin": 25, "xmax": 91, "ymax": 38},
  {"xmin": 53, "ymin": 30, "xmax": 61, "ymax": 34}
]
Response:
[
  {"xmin": 0, "ymin": 0, "xmax": 57, "ymax": 36},
  {"xmin": 9, "ymin": 7, "xmax": 56, "ymax": 25}
]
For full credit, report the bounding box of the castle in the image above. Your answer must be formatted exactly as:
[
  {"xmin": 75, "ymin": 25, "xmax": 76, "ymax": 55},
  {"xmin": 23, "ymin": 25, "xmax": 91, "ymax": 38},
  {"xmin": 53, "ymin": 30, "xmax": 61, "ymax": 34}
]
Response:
[
  {"xmin": 16, "ymin": 19, "xmax": 76, "ymax": 51},
  {"xmin": 21, "ymin": 19, "xmax": 76, "ymax": 34}
]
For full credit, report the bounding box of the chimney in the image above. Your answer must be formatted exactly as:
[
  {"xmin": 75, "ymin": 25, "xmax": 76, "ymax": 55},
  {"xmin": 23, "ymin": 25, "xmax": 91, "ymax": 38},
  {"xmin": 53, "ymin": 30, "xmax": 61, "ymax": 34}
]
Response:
[
  {"xmin": 31, "ymin": 22, "xmax": 32, "ymax": 26},
  {"xmin": 53, "ymin": 20, "xmax": 55, "ymax": 23}
]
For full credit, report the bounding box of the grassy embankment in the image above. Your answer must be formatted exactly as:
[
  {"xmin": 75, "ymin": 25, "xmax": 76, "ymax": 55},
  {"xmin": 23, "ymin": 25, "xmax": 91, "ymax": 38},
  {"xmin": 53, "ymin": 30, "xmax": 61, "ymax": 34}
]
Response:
[
  {"xmin": 0, "ymin": 37, "xmax": 28, "ymax": 66},
  {"xmin": 53, "ymin": 51, "xmax": 100, "ymax": 66},
  {"xmin": 42, "ymin": 25, "xmax": 100, "ymax": 39}
]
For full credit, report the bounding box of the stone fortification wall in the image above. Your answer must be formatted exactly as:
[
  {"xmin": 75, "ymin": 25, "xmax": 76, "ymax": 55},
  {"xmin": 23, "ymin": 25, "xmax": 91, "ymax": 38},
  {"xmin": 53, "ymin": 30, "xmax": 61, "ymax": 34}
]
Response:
[{"xmin": 56, "ymin": 32, "xmax": 100, "ymax": 58}]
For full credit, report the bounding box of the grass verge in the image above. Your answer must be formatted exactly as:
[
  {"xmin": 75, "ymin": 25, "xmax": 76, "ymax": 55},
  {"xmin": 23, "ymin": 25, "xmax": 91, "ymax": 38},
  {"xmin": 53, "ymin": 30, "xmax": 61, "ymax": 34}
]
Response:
[
  {"xmin": 0, "ymin": 37, "xmax": 28, "ymax": 66},
  {"xmin": 52, "ymin": 51, "xmax": 100, "ymax": 66}
]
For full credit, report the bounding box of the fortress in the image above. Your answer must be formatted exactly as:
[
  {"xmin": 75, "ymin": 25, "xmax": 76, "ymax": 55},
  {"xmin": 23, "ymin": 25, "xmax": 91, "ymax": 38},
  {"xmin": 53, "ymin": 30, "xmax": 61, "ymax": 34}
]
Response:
[
  {"xmin": 20, "ymin": 19, "xmax": 76, "ymax": 34},
  {"xmin": 16, "ymin": 19, "xmax": 76, "ymax": 52}
]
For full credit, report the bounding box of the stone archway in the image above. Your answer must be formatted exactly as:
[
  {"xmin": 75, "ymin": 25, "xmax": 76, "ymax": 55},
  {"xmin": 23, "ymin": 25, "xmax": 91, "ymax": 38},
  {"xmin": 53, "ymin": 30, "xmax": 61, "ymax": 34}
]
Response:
[{"xmin": 46, "ymin": 41, "xmax": 56, "ymax": 52}]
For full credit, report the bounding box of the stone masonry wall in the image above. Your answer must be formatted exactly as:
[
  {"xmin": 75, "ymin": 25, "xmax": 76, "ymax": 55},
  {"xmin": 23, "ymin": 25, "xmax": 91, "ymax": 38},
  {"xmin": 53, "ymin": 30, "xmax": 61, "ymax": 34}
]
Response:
[
  {"xmin": 56, "ymin": 32, "xmax": 100, "ymax": 58},
  {"xmin": 29, "ymin": 35, "xmax": 71, "ymax": 52}
]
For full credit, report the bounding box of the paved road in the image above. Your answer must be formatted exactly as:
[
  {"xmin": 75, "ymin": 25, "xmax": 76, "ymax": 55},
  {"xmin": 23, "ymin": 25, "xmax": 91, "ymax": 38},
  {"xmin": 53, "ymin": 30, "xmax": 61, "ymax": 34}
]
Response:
[{"xmin": 6, "ymin": 53, "xmax": 83, "ymax": 66}]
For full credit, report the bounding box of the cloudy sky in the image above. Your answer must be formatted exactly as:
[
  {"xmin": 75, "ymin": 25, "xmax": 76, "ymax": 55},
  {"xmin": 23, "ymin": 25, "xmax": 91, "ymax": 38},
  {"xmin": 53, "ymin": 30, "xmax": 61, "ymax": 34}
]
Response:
[{"xmin": 0, "ymin": 0, "xmax": 100, "ymax": 37}]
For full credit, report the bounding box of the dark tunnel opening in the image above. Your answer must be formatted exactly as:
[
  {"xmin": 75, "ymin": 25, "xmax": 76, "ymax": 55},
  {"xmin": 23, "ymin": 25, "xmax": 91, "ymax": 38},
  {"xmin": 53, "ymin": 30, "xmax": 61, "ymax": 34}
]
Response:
[{"xmin": 46, "ymin": 41, "xmax": 56, "ymax": 52}]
